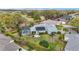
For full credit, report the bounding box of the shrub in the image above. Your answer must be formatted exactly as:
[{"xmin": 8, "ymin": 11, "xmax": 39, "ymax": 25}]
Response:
[
  {"xmin": 59, "ymin": 34, "xmax": 64, "ymax": 40},
  {"xmin": 32, "ymin": 31, "xmax": 36, "ymax": 35},
  {"xmin": 57, "ymin": 31, "xmax": 61, "ymax": 34},
  {"xmin": 63, "ymin": 28, "xmax": 68, "ymax": 31},
  {"xmin": 49, "ymin": 44, "xmax": 56, "ymax": 51},
  {"xmin": 51, "ymin": 32, "xmax": 56, "ymax": 35},
  {"xmin": 39, "ymin": 40, "xmax": 49, "ymax": 48},
  {"xmin": 28, "ymin": 44, "xmax": 34, "ymax": 51}
]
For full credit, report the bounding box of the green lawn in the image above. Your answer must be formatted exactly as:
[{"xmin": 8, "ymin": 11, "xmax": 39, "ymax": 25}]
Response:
[
  {"xmin": 4, "ymin": 31, "xmax": 66, "ymax": 51},
  {"xmin": 36, "ymin": 34, "xmax": 52, "ymax": 43},
  {"xmin": 21, "ymin": 34, "xmax": 52, "ymax": 44}
]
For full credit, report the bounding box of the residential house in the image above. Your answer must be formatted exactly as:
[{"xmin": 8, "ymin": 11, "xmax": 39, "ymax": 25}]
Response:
[
  {"xmin": 30, "ymin": 24, "xmax": 46, "ymax": 35},
  {"xmin": 30, "ymin": 23, "xmax": 58, "ymax": 35}
]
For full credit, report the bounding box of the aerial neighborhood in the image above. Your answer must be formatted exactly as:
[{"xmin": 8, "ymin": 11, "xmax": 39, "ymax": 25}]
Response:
[{"xmin": 0, "ymin": 9, "xmax": 79, "ymax": 51}]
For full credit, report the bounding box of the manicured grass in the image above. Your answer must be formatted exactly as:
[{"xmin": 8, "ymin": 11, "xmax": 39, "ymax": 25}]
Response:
[
  {"xmin": 19, "ymin": 36, "xmax": 49, "ymax": 51},
  {"xmin": 4, "ymin": 31, "xmax": 66, "ymax": 51},
  {"xmin": 37, "ymin": 34, "xmax": 52, "ymax": 42},
  {"xmin": 16, "ymin": 34, "xmax": 52, "ymax": 50},
  {"xmin": 20, "ymin": 34, "xmax": 65, "ymax": 51}
]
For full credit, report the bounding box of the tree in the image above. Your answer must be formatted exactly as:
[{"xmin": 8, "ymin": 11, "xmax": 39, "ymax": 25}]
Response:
[
  {"xmin": 0, "ymin": 12, "xmax": 27, "ymax": 36},
  {"xmin": 27, "ymin": 11, "xmax": 41, "ymax": 19}
]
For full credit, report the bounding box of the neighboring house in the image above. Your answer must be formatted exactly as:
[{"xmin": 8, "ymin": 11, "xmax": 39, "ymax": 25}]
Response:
[
  {"xmin": 70, "ymin": 13, "xmax": 79, "ymax": 18},
  {"xmin": 60, "ymin": 15, "xmax": 73, "ymax": 20},
  {"xmin": 30, "ymin": 23, "xmax": 58, "ymax": 35},
  {"xmin": 58, "ymin": 15, "xmax": 73, "ymax": 24},
  {"xmin": 20, "ymin": 27, "xmax": 30, "ymax": 36}
]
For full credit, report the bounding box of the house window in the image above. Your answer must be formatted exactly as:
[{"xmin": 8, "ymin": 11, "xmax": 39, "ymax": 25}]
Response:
[{"xmin": 22, "ymin": 30, "xmax": 27, "ymax": 34}]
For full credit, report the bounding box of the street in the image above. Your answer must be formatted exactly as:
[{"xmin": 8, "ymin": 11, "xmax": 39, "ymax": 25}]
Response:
[
  {"xmin": 65, "ymin": 29, "xmax": 79, "ymax": 51},
  {"xmin": 0, "ymin": 33, "xmax": 25, "ymax": 51}
]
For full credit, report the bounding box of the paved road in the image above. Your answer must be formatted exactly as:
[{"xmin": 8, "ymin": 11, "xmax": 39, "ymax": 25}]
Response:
[
  {"xmin": 65, "ymin": 29, "xmax": 79, "ymax": 51},
  {"xmin": 0, "ymin": 33, "xmax": 24, "ymax": 51}
]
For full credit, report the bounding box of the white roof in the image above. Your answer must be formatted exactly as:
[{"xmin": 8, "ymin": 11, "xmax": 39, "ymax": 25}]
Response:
[
  {"xmin": 30, "ymin": 23, "xmax": 58, "ymax": 34},
  {"xmin": 30, "ymin": 23, "xmax": 46, "ymax": 31}
]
